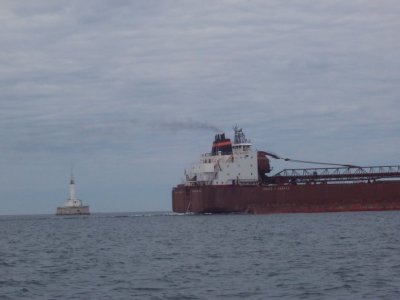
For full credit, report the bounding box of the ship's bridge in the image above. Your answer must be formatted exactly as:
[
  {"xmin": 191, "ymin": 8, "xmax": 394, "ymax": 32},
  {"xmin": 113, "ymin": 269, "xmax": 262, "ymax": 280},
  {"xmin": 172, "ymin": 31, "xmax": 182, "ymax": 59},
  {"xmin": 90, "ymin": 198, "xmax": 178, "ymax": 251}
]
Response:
[{"xmin": 232, "ymin": 142, "xmax": 252, "ymax": 152}]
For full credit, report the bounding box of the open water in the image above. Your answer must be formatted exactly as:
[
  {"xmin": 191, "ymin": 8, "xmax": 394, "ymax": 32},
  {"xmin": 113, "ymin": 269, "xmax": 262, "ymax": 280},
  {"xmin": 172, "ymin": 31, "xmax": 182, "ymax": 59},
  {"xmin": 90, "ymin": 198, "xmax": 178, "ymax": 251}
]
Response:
[{"xmin": 1, "ymin": 211, "xmax": 400, "ymax": 299}]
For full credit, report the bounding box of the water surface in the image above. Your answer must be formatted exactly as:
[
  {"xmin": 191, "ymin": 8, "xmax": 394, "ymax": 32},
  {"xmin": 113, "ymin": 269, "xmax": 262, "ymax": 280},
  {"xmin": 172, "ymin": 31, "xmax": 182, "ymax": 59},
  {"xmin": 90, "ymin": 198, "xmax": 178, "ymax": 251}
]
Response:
[{"xmin": 1, "ymin": 211, "xmax": 400, "ymax": 299}]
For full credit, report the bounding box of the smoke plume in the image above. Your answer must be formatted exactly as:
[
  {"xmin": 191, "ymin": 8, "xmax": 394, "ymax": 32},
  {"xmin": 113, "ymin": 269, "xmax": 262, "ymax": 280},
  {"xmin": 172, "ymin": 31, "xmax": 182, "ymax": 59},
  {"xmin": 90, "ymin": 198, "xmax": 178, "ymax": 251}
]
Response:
[{"xmin": 157, "ymin": 120, "xmax": 222, "ymax": 133}]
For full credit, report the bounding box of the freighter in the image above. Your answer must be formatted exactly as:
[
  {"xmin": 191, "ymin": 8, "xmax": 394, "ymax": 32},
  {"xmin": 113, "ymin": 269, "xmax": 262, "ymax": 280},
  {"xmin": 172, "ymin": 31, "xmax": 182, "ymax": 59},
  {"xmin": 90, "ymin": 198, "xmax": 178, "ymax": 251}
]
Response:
[
  {"xmin": 172, "ymin": 127, "xmax": 400, "ymax": 214},
  {"xmin": 56, "ymin": 176, "xmax": 90, "ymax": 215}
]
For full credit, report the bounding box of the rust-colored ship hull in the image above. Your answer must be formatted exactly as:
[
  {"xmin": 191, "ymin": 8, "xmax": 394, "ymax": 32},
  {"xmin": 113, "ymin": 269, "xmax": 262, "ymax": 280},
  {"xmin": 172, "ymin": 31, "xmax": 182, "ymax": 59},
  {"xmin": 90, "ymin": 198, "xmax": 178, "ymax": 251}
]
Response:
[{"xmin": 172, "ymin": 181, "xmax": 400, "ymax": 214}]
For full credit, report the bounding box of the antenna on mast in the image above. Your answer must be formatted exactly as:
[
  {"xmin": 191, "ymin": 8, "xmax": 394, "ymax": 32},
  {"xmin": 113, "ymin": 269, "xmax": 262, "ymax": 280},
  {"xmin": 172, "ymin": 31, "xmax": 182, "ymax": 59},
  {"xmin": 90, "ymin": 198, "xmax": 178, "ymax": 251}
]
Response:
[{"xmin": 233, "ymin": 125, "xmax": 250, "ymax": 144}]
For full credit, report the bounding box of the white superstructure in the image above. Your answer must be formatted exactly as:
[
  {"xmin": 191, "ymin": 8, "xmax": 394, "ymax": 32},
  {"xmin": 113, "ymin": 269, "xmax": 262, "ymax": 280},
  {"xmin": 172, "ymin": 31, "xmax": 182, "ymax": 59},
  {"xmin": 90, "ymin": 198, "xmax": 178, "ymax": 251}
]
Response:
[{"xmin": 184, "ymin": 127, "xmax": 260, "ymax": 186}]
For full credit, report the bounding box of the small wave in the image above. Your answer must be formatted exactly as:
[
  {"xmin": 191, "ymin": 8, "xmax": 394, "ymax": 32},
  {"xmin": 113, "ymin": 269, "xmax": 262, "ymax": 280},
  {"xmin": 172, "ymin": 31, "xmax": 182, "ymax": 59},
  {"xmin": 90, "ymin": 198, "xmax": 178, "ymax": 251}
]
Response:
[{"xmin": 132, "ymin": 287, "xmax": 164, "ymax": 291}]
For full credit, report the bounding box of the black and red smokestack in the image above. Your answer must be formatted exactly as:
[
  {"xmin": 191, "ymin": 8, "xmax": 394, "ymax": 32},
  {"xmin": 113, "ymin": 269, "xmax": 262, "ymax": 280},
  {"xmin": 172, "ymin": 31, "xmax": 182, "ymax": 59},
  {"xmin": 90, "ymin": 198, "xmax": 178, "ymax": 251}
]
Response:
[{"xmin": 211, "ymin": 133, "xmax": 233, "ymax": 155}]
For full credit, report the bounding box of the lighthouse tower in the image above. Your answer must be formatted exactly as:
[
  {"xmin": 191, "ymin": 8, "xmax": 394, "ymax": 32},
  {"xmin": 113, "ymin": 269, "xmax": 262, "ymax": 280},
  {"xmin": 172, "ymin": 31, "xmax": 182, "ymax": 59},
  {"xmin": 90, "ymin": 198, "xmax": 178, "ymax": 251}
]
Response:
[{"xmin": 64, "ymin": 177, "xmax": 83, "ymax": 207}]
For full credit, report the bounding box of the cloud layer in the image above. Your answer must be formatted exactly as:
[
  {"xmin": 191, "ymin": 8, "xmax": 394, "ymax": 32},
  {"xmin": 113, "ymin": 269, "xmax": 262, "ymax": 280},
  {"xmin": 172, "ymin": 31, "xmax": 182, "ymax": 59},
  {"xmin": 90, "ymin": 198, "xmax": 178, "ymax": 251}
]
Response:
[{"xmin": 1, "ymin": 0, "xmax": 400, "ymax": 213}]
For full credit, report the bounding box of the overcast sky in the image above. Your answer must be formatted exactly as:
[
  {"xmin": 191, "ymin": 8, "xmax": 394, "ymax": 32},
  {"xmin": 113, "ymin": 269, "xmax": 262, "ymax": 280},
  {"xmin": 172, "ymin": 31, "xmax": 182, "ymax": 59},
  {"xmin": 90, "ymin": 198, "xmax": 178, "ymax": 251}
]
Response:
[{"xmin": 1, "ymin": 0, "xmax": 400, "ymax": 214}]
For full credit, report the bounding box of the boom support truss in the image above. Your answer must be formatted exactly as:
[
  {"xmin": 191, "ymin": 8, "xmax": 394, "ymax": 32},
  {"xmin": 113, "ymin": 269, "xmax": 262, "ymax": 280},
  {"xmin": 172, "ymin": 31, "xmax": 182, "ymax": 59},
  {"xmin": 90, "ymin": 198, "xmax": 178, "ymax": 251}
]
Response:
[{"xmin": 270, "ymin": 165, "xmax": 400, "ymax": 184}]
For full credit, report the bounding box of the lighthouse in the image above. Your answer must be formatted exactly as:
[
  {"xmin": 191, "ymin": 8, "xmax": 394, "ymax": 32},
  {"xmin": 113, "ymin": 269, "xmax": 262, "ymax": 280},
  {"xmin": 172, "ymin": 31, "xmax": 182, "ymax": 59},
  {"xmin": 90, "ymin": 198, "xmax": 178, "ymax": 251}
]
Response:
[{"xmin": 56, "ymin": 175, "xmax": 90, "ymax": 215}]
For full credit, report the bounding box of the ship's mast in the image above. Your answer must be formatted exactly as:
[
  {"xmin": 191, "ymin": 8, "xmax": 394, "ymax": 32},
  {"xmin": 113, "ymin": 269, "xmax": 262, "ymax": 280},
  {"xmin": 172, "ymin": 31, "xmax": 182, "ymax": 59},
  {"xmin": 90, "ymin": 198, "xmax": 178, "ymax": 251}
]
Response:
[{"xmin": 233, "ymin": 125, "xmax": 250, "ymax": 145}]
